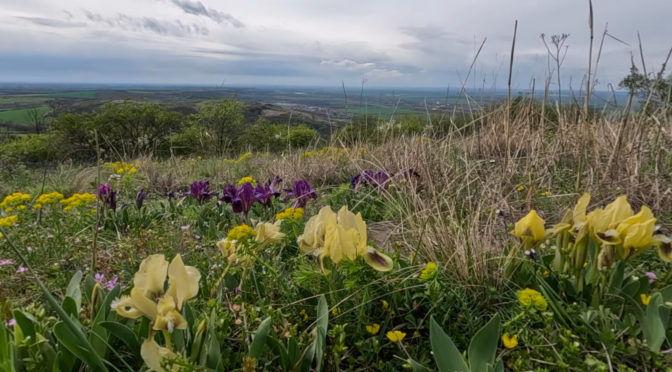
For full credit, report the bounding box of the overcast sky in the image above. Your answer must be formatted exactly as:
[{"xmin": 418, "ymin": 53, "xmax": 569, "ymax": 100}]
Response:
[{"xmin": 0, "ymin": 0, "xmax": 670, "ymax": 89}]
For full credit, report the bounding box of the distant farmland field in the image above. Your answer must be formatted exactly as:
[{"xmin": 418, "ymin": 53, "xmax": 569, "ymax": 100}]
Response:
[{"xmin": 0, "ymin": 106, "xmax": 50, "ymax": 126}]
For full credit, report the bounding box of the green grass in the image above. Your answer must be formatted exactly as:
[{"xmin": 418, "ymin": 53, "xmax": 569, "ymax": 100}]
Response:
[{"xmin": 0, "ymin": 106, "xmax": 50, "ymax": 125}]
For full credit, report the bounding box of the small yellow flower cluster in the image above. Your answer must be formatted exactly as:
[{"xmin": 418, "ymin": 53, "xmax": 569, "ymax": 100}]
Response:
[
  {"xmin": 237, "ymin": 176, "xmax": 257, "ymax": 186},
  {"xmin": 1, "ymin": 192, "xmax": 31, "ymax": 212},
  {"xmin": 518, "ymin": 288, "xmax": 548, "ymax": 311},
  {"xmin": 60, "ymin": 193, "xmax": 97, "ymax": 211},
  {"xmin": 227, "ymin": 224, "xmax": 257, "ymax": 242},
  {"xmin": 238, "ymin": 152, "xmax": 253, "ymax": 161},
  {"xmin": 35, "ymin": 192, "xmax": 64, "ymax": 209},
  {"xmin": 299, "ymin": 309, "xmax": 308, "ymax": 321},
  {"xmin": 516, "ymin": 185, "xmax": 525, "ymax": 191},
  {"xmin": 275, "ymin": 207, "xmax": 303, "ymax": 221},
  {"xmin": 419, "ymin": 262, "xmax": 437, "ymax": 280},
  {"xmin": 0, "ymin": 215, "xmax": 18, "ymax": 227},
  {"xmin": 104, "ymin": 161, "xmax": 138, "ymax": 175}
]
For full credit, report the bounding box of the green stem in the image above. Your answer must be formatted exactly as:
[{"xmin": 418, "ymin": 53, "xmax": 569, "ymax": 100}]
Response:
[
  {"xmin": 162, "ymin": 330, "xmax": 172, "ymax": 351},
  {"xmin": 503, "ymin": 311, "xmax": 526, "ymax": 328}
]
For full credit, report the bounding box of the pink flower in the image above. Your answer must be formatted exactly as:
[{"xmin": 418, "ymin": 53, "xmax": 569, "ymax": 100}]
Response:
[
  {"xmin": 645, "ymin": 271, "xmax": 657, "ymax": 284},
  {"xmin": 6, "ymin": 318, "xmax": 15, "ymax": 327},
  {"xmin": 94, "ymin": 273, "xmax": 105, "ymax": 283},
  {"xmin": 181, "ymin": 225, "xmax": 190, "ymax": 231},
  {"xmin": 16, "ymin": 267, "xmax": 28, "ymax": 273},
  {"xmin": 0, "ymin": 259, "xmax": 14, "ymax": 266},
  {"xmin": 105, "ymin": 275, "xmax": 119, "ymax": 290}
]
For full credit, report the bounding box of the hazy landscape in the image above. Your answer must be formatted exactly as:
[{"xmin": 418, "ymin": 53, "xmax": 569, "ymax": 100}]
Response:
[{"xmin": 1, "ymin": 0, "xmax": 672, "ymax": 371}]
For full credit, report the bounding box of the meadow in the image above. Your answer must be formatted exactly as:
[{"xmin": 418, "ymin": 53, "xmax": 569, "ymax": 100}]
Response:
[{"xmin": 1, "ymin": 79, "xmax": 672, "ymax": 371}]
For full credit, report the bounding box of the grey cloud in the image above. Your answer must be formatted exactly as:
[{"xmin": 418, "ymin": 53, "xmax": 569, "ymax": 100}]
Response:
[
  {"xmin": 82, "ymin": 10, "xmax": 208, "ymax": 37},
  {"xmin": 171, "ymin": 0, "xmax": 244, "ymax": 28},
  {"xmin": 16, "ymin": 16, "xmax": 86, "ymax": 28}
]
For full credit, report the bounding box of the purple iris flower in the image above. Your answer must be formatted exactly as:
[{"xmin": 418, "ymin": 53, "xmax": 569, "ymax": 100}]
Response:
[
  {"xmin": 286, "ymin": 180, "xmax": 317, "ymax": 208},
  {"xmin": 97, "ymin": 184, "xmax": 118, "ymax": 210},
  {"xmin": 351, "ymin": 171, "xmax": 390, "ymax": 191},
  {"xmin": 221, "ymin": 184, "xmax": 237, "ymax": 204},
  {"xmin": 186, "ymin": 180, "xmax": 213, "ymax": 202},
  {"xmin": 136, "ymin": 188, "xmax": 148, "ymax": 209},
  {"xmin": 255, "ymin": 183, "xmax": 275, "ymax": 206},
  {"xmin": 232, "ymin": 183, "xmax": 256, "ymax": 214},
  {"xmin": 270, "ymin": 176, "xmax": 283, "ymax": 196}
]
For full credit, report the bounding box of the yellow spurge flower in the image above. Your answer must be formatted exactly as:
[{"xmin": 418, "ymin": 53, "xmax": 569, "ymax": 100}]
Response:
[
  {"xmin": 516, "ymin": 185, "xmax": 525, "ymax": 191},
  {"xmin": 513, "ymin": 210, "xmax": 546, "ymax": 243},
  {"xmin": 34, "ymin": 204, "xmax": 42, "ymax": 210},
  {"xmin": 501, "ymin": 333, "xmax": 518, "ymax": 349},
  {"xmin": 238, "ymin": 152, "xmax": 252, "ymax": 161},
  {"xmin": 0, "ymin": 192, "xmax": 31, "ymax": 208},
  {"xmin": 237, "ymin": 176, "xmax": 257, "ymax": 186},
  {"xmin": 37, "ymin": 191, "xmax": 65, "ymax": 205},
  {"xmin": 141, "ymin": 338, "xmax": 177, "ymax": 372},
  {"xmin": 518, "ymin": 288, "xmax": 548, "ymax": 311},
  {"xmin": 386, "ymin": 330, "xmax": 406, "ymax": 343},
  {"xmin": 254, "ymin": 220, "xmax": 285, "ymax": 244},
  {"xmin": 640, "ymin": 293, "xmax": 651, "ymax": 306},
  {"xmin": 227, "ymin": 224, "xmax": 256, "ymax": 242},
  {"xmin": 366, "ymin": 323, "xmax": 380, "ymax": 335},
  {"xmin": 16, "ymin": 205, "xmax": 26, "ymax": 211},
  {"xmin": 276, "ymin": 207, "xmax": 303, "ymax": 221},
  {"xmin": 60, "ymin": 193, "xmax": 97, "ymax": 209},
  {"xmin": 112, "ymin": 254, "xmax": 201, "ymax": 332},
  {"xmin": 381, "ymin": 300, "xmax": 389, "ymax": 310},
  {"xmin": 298, "ymin": 205, "xmax": 393, "ymax": 272},
  {"xmin": 654, "ymin": 235, "xmax": 672, "ymax": 262},
  {"xmin": 420, "ymin": 262, "xmax": 437, "ymax": 280},
  {"xmin": 5, "ymin": 208, "xmax": 13, "ymax": 213},
  {"xmin": 0, "ymin": 215, "xmax": 18, "ymax": 227},
  {"xmin": 0, "ymin": 233, "xmax": 3, "ymax": 239}
]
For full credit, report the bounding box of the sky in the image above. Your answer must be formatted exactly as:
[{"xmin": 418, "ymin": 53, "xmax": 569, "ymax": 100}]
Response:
[{"xmin": 0, "ymin": 0, "xmax": 670, "ymax": 90}]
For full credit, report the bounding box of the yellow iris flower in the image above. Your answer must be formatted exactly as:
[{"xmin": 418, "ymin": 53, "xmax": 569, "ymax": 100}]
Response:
[
  {"xmin": 254, "ymin": 220, "xmax": 285, "ymax": 244},
  {"xmin": 112, "ymin": 254, "xmax": 201, "ymax": 332},
  {"xmin": 298, "ymin": 205, "xmax": 393, "ymax": 272},
  {"xmin": 513, "ymin": 210, "xmax": 546, "ymax": 243}
]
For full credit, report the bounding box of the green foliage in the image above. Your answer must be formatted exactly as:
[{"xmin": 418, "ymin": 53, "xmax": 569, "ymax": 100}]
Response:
[{"xmin": 0, "ymin": 134, "xmax": 60, "ymax": 163}]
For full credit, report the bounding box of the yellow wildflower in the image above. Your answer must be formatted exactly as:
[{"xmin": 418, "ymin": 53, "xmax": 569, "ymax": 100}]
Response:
[
  {"xmin": 276, "ymin": 207, "xmax": 303, "ymax": 221},
  {"xmin": 34, "ymin": 204, "xmax": 42, "ymax": 210},
  {"xmin": 366, "ymin": 323, "xmax": 380, "ymax": 335},
  {"xmin": 227, "ymin": 224, "xmax": 256, "ymax": 242},
  {"xmin": 237, "ymin": 176, "xmax": 257, "ymax": 186},
  {"xmin": 0, "ymin": 192, "xmax": 31, "ymax": 208},
  {"xmin": 5, "ymin": 208, "xmax": 13, "ymax": 213},
  {"xmin": 513, "ymin": 210, "xmax": 546, "ymax": 243},
  {"xmin": 238, "ymin": 152, "xmax": 252, "ymax": 161},
  {"xmin": 386, "ymin": 330, "xmax": 406, "ymax": 343},
  {"xmin": 17, "ymin": 205, "xmax": 26, "ymax": 211},
  {"xmin": 36, "ymin": 192, "xmax": 64, "ymax": 205},
  {"xmin": 112, "ymin": 254, "xmax": 201, "ymax": 333},
  {"xmin": 60, "ymin": 193, "xmax": 97, "ymax": 210},
  {"xmin": 0, "ymin": 233, "xmax": 3, "ymax": 239},
  {"xmin": 502, "ymin": 333, "xmax": 518, "ymax": 349},
  {"xmin": 298, "ymin": 205, "xmax": 393, "ymax": 272},
  {"xmin": 299, "ymin": 309, "xmax": 308, "ymax": 321},
  {"xmin": 518, "ymin": 288, "xmax": 548, "ymax": 311},
  {"xmin": 516, "ymin": 185, "xmax": 525, "ymax": 191},
  {"xmin": 0, "ymin": 215, "xmax": 18, "ymax": 227},
  {"xmin": 640, "ymin": 293, "xmax": 651, "ymax": 306},
  {"xmin": 331, "ymin": 307, "xmax": 341, "ymax": 316},
  {"xmin": 381, "ymin": 300, "xmax": 389, "ymax": 311},
  {"xmin": 419, "ymin": 262, "xmax": 437, "ymax": 280},
  {"xmin": 540, "ymin": 191, "xmax": 550, "ymax": 196},
  {"xmin": 254, "ymin": 221, "xmax": 285, "ymax": 244}
]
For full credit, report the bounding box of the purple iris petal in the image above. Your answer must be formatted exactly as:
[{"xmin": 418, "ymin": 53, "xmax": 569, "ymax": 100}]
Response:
[
  {"xmin": 286, "ymin": 180, "xmax": 317, "ymax": 208},
  {"xmin": 136, "ymin": 188, "xmax": 148, "ymax": 209},
  {"xmin": 221, "ymin": 184, "xmax": 237, "ymax": 203},
  {"xmin": 187, "ymin": 180, "xmax": 213, "ymax": 202},
  {"xmin": 232, "ymin": 183, "xmax": 256, "ymax": 214},
  {"xmin": 97, "ymin": 184, "xmax": 118, "ymax": 210},
  {"xmin": 255, "ymin": 183, "xmax": 274, "ymax": 206}
]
